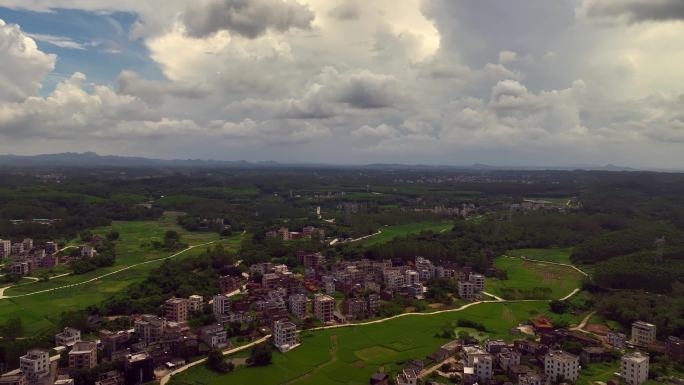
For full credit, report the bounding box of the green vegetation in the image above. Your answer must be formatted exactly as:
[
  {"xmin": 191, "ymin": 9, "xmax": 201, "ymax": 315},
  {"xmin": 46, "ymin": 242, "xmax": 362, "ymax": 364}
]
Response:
[
  {"xmin": 486, "ymin": 256, "xmax": 584, "ymax": 300},
  {"xmin": 358, "ymin": 221, "xmax": 453, "ymax": 247},
  {"xmin": 169, "ymin": 301, "xmax": 577, "ymax": 385},
  {"xmin": 507, "ymin": 248, "xmax": 573, "ymax": 264},
  {"xmin": 0, "ymin": 213, "xmax": 242, "ymax": 336}
]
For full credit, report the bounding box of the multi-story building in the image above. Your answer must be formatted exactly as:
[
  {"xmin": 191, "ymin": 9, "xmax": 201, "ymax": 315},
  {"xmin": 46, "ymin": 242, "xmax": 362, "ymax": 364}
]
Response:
[
  {"xmin": 342, "ymin": 298, "xmax": 367, "ymax": 319},
  {"xmin": 55, "ymin": 327, "xmax": 81, "ymax": 347},
  {"xmin": 384, "ymin": 272, "xmax": 405, "ymax": 291},
  {"xmin": 80, "ymin": 245, "xmax": 96, "ymax": 259},
  {"xmin": 608, "ymin": 331, "xmax": 627, "ymax": 349},
  {"xmin": 0, "ymin": 239, "xmax": 11, "ymax": 258},
  {"xmin": 666, "ymin": 336, "xmax": 684, "ymax": 362},
  {"xmin": 44, "ymin": 242, "xmax": 58, "ymax": 255},
  {"xmin": 469, "ymin": 273, "xmax": 485, "ymax": 292},
  {"xmin": 631, "ymin": 321, "xmax": 657, "ymax": 346},
  {"xmin": 200, "ymin": 324, "xmax": 228, "ymax": 348},
  {"xmin": 19, "ymin": 349, "xmax": 50, "ymax": 383},
  {"xmin": 544, "ymin": 350, "xmax": 580, "ymax": 383},
  {"xmin": 68, "ymin": 341, "xmax": 98, "ymax": 370},
  {"xmin": 21, "ymin": 238, "xmax": 33, "ymax": 251},
  {"xmin": 188, "ymin": 294, "xmax": 204, "ymax": 312},
  {"xmin": 621, "ymin": 351, "xmax": 649, "ymax": 385},
  {"xmin": 212, "ymin": 294, "xmax": 231, "ymax": 317},
  {"xmin": 368, "ymin": 294, "xmax": 380, "ymax": 315},
  {"xmin": 164, "ymin": 297, "xmax": 189, "ymax": 323},
  {"xmin": 313, "ymin": 294, "xmax": 334, "ymax": 323},
  {"xmin": 99, "ymin": 330, "xmax": 130, "ymax": 357},
  {"xmin": 518, "ymin": 373, "xmax": 543, "ymax": 385},
  {"xmin": 458, "ymin": 281, "xmax": 476, "ymax": 301},
  {"xmin": 405, "ymin": 270, "xmax": 419, "ymax": 286},
  {"xmin": 288, "ymin": 294, "xmax": 307, "ymax": 319},
  {"xmin": 124, "ymin": 353, "xmax": 154, "ymax": 385},
  {"xmin": 0, "ymin": 373, "xmax": 27, "ymax": 385},
  {"xmin": 219, "ymin": 275, "xmax": 241, "ymax": 293},
  {"xmin": 395, "ymin": 369, "xmax": 418, "ymax": 385},
  {"xmin": 9, "ymin": 262, "xmax": 31, "ymax": 276},
  {"xmin": 463, "ymin": 346, "xmax": 493, "ymax": 383},
  {"xmin": 273, "ymin": 320, "xmax": 298, "ymax": 352},
  {"xmin": 11, "ymin": 242, "xmax": 24, "ymax": 256},
  {"xmin": 95, "ymin": 371, "xmax": 122, "ymax": 385},
  {"xmin": 134, "ymin": 315, "xmax": 165, "ymax": 345}
]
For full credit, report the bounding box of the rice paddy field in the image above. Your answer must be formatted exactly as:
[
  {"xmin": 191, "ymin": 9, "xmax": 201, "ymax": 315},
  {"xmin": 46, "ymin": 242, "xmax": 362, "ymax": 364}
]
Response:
[{"xmin": 169, "ymin": 301, "xmax": 579, "ymax": 385}]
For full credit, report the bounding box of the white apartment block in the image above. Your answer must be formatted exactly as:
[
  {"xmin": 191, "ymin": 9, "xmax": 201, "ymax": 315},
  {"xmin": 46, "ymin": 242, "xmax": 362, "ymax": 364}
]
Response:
[
  {"xmin": 212, "ymin": 294, "xmax": 231, "ymax": 317},
  {"xmin": 631, "ymin": 321, "xmax": 656, "ymax": 346},
  {"xmin": 621, "ymin": 351, "xmax": 649, "ymax": 385},
  {"xmin": 19, "ymin": 349, "xmax": 50, "ymax": 382},
  {"xmin": 273, "ymin": 320, "xmax": 299, "ymax": 352},
  {"xmin": 405, "ymin": 270, "xmax": 419, "ymax": 286},
  {"xmin": 608, "ymin": 331, "xmax": 627, "ymax": 349},
  {"xmin": 463, "ymin": 346, "xmax": 493, "ymax": 382},
  {"xmin": 0, "ymin": 239, "xmax": 10, "ymax": 258},
  {"xmin": 469, "ymin": 273, "xmax": 485, "ymax": 292},
  {"xmin": 458, "ymin": 281, "xmax": 477, "ymax": 301},
  {"xmin": 544, "ymin": 350, "xmax": 580, "ymax": 383},
  {"xmin": 55, "ymin": 327, "xmax": 81, "ymax": 347},
  {"xmin": 289, "ymin": 294, "xmax": 307, "ymax": 319},
  {"xmin": 188, "ymin": 294, "xmax": 204, "ymax": 312},
  {"xmin": 313, "ymin": 294, "xmax": 334, "ymax": 323}
]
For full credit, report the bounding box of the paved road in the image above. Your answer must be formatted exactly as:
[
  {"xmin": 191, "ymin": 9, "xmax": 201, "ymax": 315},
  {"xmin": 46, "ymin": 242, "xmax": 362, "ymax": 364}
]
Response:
[
  {"xmin": 159, "ymin": 335, "xmax": 271, "ymax": 385},
  {"xmin": 0, "ymin": 241, "xmax": 216, "ymax": 299}
]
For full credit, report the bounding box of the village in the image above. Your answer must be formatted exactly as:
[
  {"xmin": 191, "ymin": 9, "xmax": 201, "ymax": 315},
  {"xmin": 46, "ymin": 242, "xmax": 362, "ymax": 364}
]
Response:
[{"xmin": 2, "ymin": 233, "xmax": 682, "ymax": 385}]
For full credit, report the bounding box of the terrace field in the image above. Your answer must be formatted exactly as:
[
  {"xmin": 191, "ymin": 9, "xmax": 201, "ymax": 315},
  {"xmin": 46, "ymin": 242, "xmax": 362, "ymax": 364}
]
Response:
[
  {"xmin": 169, "ymin": 301, "xmax": 580, "ymax": 385},
  {"xmin": 359, "ymin": 221, "xmax": 453, "ymax": 247},
  {"xmin": 485, "ymin": 255, "xmax": 585, "ymax": 300},
  {"xmin": 0, "ymin": 212, "xmax": 243, "ymax": 335}
]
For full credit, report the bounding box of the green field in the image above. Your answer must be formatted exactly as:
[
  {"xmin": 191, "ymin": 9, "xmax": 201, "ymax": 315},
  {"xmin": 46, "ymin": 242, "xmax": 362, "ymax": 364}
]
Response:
[
  {"xmin": 0, "ymin": 213, "xmax": 242, "ymax": 335},
  {"xmin": 359, "ymin": 222, "xmax": 453, "ymax": 247},
  {"xmin": 485, "ymin": 256, "xmax": 584, "ymax": 300},
  {"xmin": 169, "ymin": 301, "xmax": 578, "ymax": 385},
  {"xmin": 506, "ymin": 248, "xmax": 574, "ymax": 264}
]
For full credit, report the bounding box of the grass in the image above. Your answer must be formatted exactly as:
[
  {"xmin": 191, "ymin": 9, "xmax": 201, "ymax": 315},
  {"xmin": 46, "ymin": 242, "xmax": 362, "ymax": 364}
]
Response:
[
  {"xmin": 577, "ymin": 361, "xmax": 620, "ymax": 385},
  {"xmin": 0, "ymin": 212, "xmax": 243, "ymax": 336},
  {"xmin": 169, "ymin": 301, "xmax": 580, "ymax": 385},
  {"xmin": 485, "ymin": 256, "xmax": 584, "ymax": 300},
  {"xmin": 507, "ymin": 248, "xmax": 574, "ymax": 264},
  {"xmin": 359, "ymin": 222, "xmax": 453, "ymax": 247}
]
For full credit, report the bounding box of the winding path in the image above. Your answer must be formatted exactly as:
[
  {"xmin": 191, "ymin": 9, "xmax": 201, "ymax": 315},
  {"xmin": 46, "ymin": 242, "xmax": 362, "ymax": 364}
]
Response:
[{"xmin": 0, "ymin": 241, "xmax": 216, "ymax": 299}]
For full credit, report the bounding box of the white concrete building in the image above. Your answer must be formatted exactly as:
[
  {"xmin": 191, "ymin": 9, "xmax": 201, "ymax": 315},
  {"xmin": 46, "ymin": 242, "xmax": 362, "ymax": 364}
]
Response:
[
  {"xmin": 469, "ymin": 273, "xmax": 485, "ymax": 292},
  {"xmin": 19, "ymin": 349, "xmax": 50, "ymax": 383},
  {"xmin": 289, "ymin": 294, "xmax": 307, "ymax": 319},
  {"xmin": 631, "ymin": 321, "xmax": 657, "ymax": 346},
  {"xmin": 544, "ymin": 350, "xmax": 580, "ymax": 383},
  {"xmin": 405, "ymin": 270, "xmax": 419, "ymax": 286},
  {"xmin": 273, "ymin": 320, "xmax": 299, "ymax": 352},
  {"xmin": 188, "ymin": 294, "xmax": 204, "ymax": 312},
  {"xmin": 0, "ymin": 239, "xmax": 10, "ymax": 258},
  {"xmin": 621, "ymin": 351, "xmax": 649, "ymax": 385},
  {"xmin": 463, "ymin": 346, "xmax": 493, "ymax": 383},
  {"xmin": 55, "ymin": 327, "xmax": 81, "ymax": 347},
  {"xmin": 212, "ymin": 294, "xmax": 231, "ymax": 317},
  {"xmin": 313, "ymin": 294, "xmax": 334, "ymax": 323},
  {"xmin": 608, "ymin": 331, "xmax": 627, "ymax": 349}
]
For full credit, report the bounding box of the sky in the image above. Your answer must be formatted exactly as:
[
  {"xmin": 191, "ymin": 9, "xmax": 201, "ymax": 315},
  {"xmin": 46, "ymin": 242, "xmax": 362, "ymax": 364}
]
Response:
[{"xmin": 0, "ymin": 0, "xmax": 683, "ymax": 168}]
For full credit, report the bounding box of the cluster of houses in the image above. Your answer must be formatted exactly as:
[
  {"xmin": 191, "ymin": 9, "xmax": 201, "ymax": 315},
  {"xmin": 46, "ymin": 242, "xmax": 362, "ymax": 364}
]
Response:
[
  {"xmin": 371, "ymin": 319, "xmax": 671, "ymax": 385},
  {"xmin": 0, "ymin": 326, "xmax": 155, "ymax": 385},
  {"xmin": 0, "ymin": 238, "xmax": 61, "ymax": 276},
  {"xmin": 265, "ymin": 226, "xmax": 325, "ymax": 241}
]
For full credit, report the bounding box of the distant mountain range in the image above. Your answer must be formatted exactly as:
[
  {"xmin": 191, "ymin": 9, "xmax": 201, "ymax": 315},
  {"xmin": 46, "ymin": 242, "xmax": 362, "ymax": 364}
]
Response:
[{"xmin": 0, "ymin": 152, "xmax": 658, "ymax": 172}]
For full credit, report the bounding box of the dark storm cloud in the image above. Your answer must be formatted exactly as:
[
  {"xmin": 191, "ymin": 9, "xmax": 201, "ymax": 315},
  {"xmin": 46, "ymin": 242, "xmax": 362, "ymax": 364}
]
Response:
[{"xmin": 182, "ymin": 0, "xmax": 315, "ymax": 38}]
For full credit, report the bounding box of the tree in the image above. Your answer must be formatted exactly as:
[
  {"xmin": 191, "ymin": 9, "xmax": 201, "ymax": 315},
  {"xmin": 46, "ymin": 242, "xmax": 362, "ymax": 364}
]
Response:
[
  {"xmin": 207, "ymin": 348, "xmax": 232, "ymax": 373},
  {"xmin": 550, "ymin": 300, "xmax": 570, "ymax": 314},
  {"xmin": 1, "ymin": 317, "xmax": 23, "ymax": 341},
  {"xmin": 107, "ymin": 231, "xmax": 120, "ymax": 241},
  {"xmin": 248, "ymin": 345, "xmax": 272, "ymax": 366}
]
